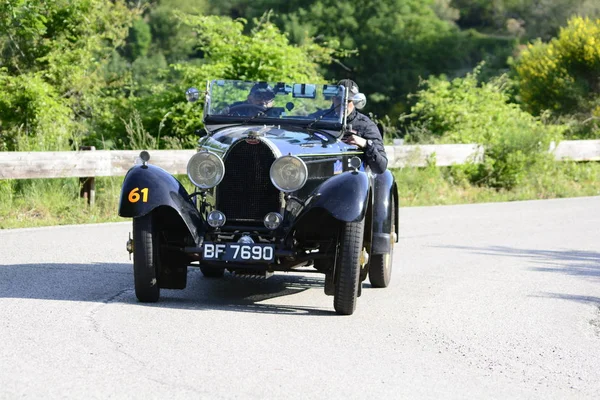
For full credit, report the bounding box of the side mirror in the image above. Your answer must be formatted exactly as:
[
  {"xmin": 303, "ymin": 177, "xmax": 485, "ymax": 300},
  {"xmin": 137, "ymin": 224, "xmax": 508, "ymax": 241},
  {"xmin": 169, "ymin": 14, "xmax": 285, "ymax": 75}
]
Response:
[
  {"xmin": 186, "ymin": 87, "xmax": 200, "ymax": 103},
  {"xmin": 351, "ymin": 93, "xmax": 367, "ymax": 110}
]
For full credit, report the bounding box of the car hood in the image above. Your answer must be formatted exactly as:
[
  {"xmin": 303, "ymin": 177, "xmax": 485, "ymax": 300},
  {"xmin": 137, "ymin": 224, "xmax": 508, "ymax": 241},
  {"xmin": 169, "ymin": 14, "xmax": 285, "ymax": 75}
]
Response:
[{"xmin": 200, "ymin": 125, "xmax": 360, "ymax": 157}]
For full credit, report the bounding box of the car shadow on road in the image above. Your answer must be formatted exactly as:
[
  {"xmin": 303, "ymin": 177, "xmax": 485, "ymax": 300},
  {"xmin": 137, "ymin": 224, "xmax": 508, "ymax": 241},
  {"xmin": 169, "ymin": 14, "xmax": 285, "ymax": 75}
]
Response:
[
  {"xmin": 435, "ymin": 245, "xmax": 600, "ymax": 279},
  {"xmin": 530, "ymin": 293, "xmax": 600, "ymax": 305},
  {"xmin": 150, "ymin": 269, "xmax": 335, "ymax": 315},
  {"xmin": 0, "ymin": 262, "xmax": 335, "ymax": 316}
]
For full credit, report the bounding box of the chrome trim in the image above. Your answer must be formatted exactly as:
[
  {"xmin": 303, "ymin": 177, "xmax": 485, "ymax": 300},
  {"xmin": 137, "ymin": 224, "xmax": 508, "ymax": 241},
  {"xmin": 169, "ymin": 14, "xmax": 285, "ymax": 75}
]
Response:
[{"xmin": 298, "ymin": 151, "xmax": 363, "ymax": 157}]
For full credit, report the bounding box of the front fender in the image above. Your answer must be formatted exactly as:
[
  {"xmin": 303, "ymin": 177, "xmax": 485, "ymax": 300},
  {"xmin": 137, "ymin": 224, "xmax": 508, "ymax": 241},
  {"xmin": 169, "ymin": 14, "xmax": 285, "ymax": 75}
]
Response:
[
  {"xmin": 371, "ymin": 170, "xmax": 398, "ymax": 254},
  {"xmin": 300, "ymin": 171, "xmax": 370, "ymax": 223},
  {"xmin": 118, "ymin": 164, "xmax": 204, "ymax": 244}
]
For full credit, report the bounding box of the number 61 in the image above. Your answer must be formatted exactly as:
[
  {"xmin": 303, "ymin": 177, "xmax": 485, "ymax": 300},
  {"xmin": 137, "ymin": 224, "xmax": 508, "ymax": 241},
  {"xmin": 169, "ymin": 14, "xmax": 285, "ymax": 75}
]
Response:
[{"xmin": 128, "ymin": 187, "xmax": 149, "ymax": 203}]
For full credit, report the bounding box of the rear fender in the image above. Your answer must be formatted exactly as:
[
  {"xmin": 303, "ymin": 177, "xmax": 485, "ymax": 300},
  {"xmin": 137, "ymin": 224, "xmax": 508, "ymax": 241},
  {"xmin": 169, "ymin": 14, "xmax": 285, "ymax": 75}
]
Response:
[{"xmin": 118, "ymin": 164, "xmax": 204, "ymax": 244}]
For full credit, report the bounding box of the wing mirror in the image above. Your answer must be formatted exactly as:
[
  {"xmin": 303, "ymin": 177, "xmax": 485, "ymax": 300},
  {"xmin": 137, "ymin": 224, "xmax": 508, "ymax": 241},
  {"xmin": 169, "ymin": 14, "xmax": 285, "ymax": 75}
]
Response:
[
  {"xmin": 186, "ymin": 87, "xmax": 200, "ymax": 103},
  {"xmin": 351, "ymin": 93, "xmax": 367, "ymax": 110}
]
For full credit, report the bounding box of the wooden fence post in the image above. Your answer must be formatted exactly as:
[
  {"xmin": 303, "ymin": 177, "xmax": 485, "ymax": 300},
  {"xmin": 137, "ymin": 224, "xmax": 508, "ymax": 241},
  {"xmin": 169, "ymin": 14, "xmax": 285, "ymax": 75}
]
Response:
[{"xmin": 79, "ymin": 146, "xmax": 96, "ymax": 206}]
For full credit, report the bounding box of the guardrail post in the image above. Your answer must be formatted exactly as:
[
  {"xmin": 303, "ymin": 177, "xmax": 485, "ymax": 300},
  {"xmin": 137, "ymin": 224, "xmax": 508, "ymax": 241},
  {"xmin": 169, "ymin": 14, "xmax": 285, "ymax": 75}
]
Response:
[{"xmin": 79, "ymin": 146, "xmax": 96, "ymax": 206}]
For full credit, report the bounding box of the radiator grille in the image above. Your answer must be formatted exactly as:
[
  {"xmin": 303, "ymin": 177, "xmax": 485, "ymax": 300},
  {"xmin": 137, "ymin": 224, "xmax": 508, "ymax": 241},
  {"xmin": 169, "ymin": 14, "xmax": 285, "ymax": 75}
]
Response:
[{"xmin": 216, "ymin": 140, "xmax": 280, "ymax": 222}]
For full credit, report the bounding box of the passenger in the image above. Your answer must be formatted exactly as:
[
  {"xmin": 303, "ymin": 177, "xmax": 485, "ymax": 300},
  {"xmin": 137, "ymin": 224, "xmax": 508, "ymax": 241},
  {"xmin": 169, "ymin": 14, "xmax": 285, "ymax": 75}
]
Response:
[{"xmin": 337, "ymin": 79, "xmax": 388, "ymax": 174}]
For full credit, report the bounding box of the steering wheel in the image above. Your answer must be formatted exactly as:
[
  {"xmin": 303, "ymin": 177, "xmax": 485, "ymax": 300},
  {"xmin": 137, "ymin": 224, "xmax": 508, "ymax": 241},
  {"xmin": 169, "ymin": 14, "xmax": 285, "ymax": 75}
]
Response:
[{"xmin": 226, "ymin": 103, "xmax": 267, "ymax": 116}]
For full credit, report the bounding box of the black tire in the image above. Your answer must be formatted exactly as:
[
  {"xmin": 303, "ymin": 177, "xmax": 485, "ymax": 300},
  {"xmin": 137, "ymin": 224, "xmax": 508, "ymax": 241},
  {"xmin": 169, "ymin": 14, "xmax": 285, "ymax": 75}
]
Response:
[
  {"xmin": 200, "ymin": 266, "xmax": 225, "ymax": 278},
  {"xmin": 369, "ymin": 198, "xmax": 395, "ymax": 288},
  {"xmin": 133, "ymin": 214, "xmax": 160, "ymax": 302},
  {"xmin": 334, "ymin": 218, "xmax": 365, "ymax": 315}
]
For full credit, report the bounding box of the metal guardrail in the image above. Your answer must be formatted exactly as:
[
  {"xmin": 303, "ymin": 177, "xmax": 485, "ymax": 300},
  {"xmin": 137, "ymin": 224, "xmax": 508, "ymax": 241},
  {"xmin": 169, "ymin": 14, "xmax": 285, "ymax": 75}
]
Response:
[{"xmin": 0, "ymin": 140, "xmax": 598, "ymax": 180}]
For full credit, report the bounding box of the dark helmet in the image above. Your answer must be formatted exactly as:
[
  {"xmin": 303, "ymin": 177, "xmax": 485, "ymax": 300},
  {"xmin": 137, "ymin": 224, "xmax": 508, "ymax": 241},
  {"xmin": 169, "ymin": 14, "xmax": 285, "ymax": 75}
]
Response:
[
  {"xmin": 249, "ymin": 82, "xmax": 275, "ymax": 102},
  {"xmin": 337, "ymin": 79, "xmax": 359, "ymax": 95}
]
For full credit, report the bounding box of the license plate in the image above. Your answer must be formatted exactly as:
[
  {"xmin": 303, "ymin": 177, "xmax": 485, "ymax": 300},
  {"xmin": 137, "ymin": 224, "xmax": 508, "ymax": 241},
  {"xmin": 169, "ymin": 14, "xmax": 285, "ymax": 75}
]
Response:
[{"xmin": 202, "ymin": 242, "xmax": 275, "ymax": 262}]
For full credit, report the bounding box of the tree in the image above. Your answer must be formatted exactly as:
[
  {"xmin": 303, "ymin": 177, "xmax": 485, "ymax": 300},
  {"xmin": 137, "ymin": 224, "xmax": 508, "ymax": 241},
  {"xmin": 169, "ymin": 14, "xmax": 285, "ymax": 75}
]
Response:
[
  {"xmin": 124, "ymin": 14, "xmax": 335, "ymax": 147},
  {"xmin": 0, "ymin": 0, "xmax": 136, "ymax": 151},
  {"xmin": 125, "ymin": 17, "xmax": 152, "ymax": 60},
  {"xmin": 452, "ymin": 0, "xmax": 600, "ymax": 40},
  {"xmin": 514, "ymin": 16, "xmax": 600, "ymax": 117},
  {"xmin": 210, "ymin": 0, "xmax": 514, "ymax": 118},
  {"xmin": 147, "ymin": 0, "xmax": 209, "ymax": 62}
]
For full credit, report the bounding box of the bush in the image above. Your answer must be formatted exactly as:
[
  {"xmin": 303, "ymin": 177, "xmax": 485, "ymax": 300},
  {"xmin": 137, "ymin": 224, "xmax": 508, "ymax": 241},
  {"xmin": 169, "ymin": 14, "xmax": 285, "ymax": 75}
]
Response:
[
  {"xmin": 114, "ymin": 14, "xmax": 335, "ymax": 149},
  {"xmin": 0, "ymin": 72, "xmax": 77, "ymax": 151},
  {"xmin": 403, "ymin": 66, "xmax": 563, "ymax": 189},
  {"xmin": 514, "ymin": 16, "xmax": 600, "ymax": 118}
]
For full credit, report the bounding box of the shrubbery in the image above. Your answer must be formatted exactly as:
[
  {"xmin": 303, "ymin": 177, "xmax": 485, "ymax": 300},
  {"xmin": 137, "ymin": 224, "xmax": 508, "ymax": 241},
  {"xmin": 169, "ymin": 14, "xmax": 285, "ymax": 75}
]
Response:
[
  {"xmin": 0, "ymin": 0, "xmax": 135, "ymax": 151},
  {"xmin": 513, "ymin": 16, "xmax": 600, "ymax": 138},
  {"xmin": 403, "ymin": 67, "xmax": 563, "ymax": 189},
  {"xmin": 109, "ymin": 14, "xmax": 336, "ymax": 149},
  {"xmin": 0, "ymin": 2, "xmax": 335, "ymax": 151}
]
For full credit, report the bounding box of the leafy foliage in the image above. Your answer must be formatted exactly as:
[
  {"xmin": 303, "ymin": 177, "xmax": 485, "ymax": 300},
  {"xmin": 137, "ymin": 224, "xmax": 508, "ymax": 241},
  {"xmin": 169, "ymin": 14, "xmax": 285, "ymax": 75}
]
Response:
[
  {"xmin": 514, "ymin": 17, "xmax": 600, "ymax": 117},
  {"xmin": 512, "ymin": 16, "xmax": 600, "ymax": 138},
  {"xmin": 125, "ymin": 18, "xmax": 152, "ymax": 60},
  {"xmin": 210, "ymin": 0, "xmax": 520, "ymax": 118},
  {"xmin": 178, "ymin": 13, "xmax": 333, "ymax": 82},
  {"xmin": 0, "ymin": 0, "xmax": 136, "ymax": 151},
  {"xmin": 106, "ymin": 14, "xmax": 336, "ymax": 148},
  {"xmin": 452, "ymin": 0, "xmax": 600, "ymax": 40},
  {"xmin": 145, "ymin": 0, "xmax": 209, "ymax": 62},
  {"xmin": 404, "ymin": 67, "xmax": 563, "ymax": 189}
]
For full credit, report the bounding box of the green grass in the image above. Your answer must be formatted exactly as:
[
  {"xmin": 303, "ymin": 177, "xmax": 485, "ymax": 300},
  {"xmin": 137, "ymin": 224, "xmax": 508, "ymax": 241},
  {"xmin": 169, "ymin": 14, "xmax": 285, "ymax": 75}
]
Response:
[
  {"xmin": 1, "ymin": 161, "xmax": 599, "ymax": 229},
  {"xmin": 0, "ymin": 175, "xmax": 196, "ymax": 229},
  {"xmin": 0, "ymin": 177, "xmax": 123, "ymax": 229},
  {"xmin": 394, "ymin": 160, "xmax": 600, "ymax": 206}
]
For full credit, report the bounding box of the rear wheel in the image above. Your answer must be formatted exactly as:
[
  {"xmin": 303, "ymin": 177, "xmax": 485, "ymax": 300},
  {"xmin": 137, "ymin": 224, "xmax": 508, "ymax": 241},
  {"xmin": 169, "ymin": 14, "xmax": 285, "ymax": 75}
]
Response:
[
  {"xmin": 133, "ymin": 214, "xmax": 160, "ymax": 302},
  {"xmin": 334, "ymin": 218, "xmax": 365, "ymax": 315},
  {"xmin": 369, "ymin": 198, "xmax": 395, "ymax": 288}
]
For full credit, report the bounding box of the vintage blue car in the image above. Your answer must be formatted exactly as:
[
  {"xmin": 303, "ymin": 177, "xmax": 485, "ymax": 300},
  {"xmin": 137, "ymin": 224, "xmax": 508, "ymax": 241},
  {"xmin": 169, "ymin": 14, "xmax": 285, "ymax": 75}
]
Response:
[{"xmin": 119, "ymin": 79, "xmax": 398, "ymax": 315}]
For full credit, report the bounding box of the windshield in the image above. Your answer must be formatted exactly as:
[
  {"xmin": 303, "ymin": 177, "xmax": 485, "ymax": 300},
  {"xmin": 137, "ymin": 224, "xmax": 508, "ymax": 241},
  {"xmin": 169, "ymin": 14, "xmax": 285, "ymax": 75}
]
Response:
[{"xmin": 204, "ymin": 80, "xmax": 346, "ymax": 127}]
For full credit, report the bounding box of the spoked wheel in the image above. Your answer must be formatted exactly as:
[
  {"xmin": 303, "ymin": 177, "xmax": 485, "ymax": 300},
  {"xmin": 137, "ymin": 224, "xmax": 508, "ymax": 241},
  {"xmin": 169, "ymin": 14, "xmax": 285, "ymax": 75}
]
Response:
[
  {"xmin": 132, "ymin": 213, "xmax": 160, "ymax": 302},
  {"xmin": 334, "ymin": 218, "xmax": 366, "ymax": 315},
  {"xmin": 200, "ymin": 266, "xmax": 225, "ymax": 278},
  {"xmin": 369, "ymin": 197, "xmax": 396, "ymax": 288}
]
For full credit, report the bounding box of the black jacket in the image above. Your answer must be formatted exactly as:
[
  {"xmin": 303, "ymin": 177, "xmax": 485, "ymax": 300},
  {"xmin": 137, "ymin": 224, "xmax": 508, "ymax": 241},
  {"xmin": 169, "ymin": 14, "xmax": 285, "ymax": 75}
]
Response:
[{"xmin": 346, "ymin": 109, "xmax": 388, "ymax": 174}]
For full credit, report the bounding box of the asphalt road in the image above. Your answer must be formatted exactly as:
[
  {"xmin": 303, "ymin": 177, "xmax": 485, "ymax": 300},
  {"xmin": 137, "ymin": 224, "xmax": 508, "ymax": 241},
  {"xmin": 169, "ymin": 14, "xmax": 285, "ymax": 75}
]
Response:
[{"xmin": 1, "ymin": 197, "xmax": 599, "ymax": 399}]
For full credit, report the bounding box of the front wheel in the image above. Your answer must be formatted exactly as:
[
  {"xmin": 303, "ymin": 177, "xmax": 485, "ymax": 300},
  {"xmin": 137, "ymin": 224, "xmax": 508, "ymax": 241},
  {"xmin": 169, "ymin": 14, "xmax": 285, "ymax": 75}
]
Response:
[
  {"xmin": 334, "ymin": 218, "xmax": 365, "ymax": 315},
  {"xmin": 132, "ymin": 214, "xmax": 160, "ymax": 302}
]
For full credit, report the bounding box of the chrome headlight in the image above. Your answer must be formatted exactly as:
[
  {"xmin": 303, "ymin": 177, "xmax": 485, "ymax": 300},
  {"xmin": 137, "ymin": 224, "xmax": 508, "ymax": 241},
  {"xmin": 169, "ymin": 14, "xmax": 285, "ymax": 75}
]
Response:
[
  {"xmin": 187, "ymin": 151, "xmax": 225, "ymax": 189},
  {"xmin": 270, "ymin": 155, "xmax": 308, "ymax": 192}
]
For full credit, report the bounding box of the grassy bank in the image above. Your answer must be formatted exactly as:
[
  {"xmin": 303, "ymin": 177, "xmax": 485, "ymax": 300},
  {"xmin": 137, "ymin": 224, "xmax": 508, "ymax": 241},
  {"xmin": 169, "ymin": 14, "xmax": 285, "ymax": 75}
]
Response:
[
  {"xmin": 0, "ymin": 177, "xmax": 123, "ymax": 229},
  {"xmin": 393, "ymin": 160, "xmax": 600, "ymax": 206},
  {"xmin": 1, "ymin": 161, "xmax": 599, "ymax": 229}
]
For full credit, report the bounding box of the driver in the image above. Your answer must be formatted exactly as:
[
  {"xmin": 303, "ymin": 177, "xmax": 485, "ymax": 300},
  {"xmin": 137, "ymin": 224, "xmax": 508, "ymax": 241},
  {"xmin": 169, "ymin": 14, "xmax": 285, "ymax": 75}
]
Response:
[{"xmin": 223, "ymin": 82, "xmax": 276, "ymax": 116}]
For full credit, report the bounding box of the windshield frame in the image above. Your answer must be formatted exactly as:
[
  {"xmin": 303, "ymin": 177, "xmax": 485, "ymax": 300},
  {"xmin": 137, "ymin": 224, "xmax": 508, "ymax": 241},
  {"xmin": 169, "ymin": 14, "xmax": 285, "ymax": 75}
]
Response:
[{"xmin": 202, "ymin": 80, "xmax": 348, "ymax": 133}]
